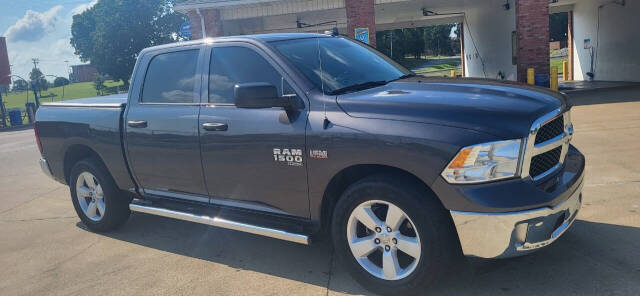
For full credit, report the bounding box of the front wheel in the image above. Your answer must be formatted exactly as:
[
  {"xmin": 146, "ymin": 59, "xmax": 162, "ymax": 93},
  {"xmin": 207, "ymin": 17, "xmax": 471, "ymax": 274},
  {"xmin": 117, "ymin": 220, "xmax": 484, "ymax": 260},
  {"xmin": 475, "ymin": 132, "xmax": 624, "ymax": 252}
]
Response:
[
  {"xmin": 69, "ymin": 159, "xmax": 130, "ymax": 232},
  {"xmin": 331, "ymin": 175, "xmax": 459, "ymax": 295}
]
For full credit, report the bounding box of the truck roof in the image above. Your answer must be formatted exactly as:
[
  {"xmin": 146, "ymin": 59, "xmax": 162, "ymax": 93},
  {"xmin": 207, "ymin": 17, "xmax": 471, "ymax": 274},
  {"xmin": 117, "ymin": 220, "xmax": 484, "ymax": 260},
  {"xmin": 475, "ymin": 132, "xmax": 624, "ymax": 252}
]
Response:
[{"xmin": 140, "ymin": 33, "xmax": 329, "ymax": 53}]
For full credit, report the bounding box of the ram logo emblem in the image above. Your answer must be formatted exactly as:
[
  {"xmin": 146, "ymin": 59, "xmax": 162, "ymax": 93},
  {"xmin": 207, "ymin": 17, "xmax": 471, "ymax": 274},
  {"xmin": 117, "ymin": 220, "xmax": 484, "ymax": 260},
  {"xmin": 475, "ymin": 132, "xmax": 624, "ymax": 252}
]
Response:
[{"xmin": 273, "ymin": 148, "xmax": 303, "ymax": 166}]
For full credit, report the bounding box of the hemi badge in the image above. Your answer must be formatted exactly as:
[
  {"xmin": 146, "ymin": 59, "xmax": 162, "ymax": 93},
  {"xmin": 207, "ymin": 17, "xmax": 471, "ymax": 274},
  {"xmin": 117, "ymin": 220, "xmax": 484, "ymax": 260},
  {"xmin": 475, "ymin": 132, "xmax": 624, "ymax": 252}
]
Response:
[{"xmin": 310, "ymin": 150, "xmax": 328, "ymax": 159}]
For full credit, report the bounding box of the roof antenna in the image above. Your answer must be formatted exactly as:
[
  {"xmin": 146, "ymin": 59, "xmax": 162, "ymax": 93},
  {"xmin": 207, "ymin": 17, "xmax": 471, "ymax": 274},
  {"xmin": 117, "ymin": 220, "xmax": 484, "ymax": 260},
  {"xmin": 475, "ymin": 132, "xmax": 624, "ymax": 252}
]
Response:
[
  {"xmin": 316, "ymin": 37, "xmax": 330, "ymax": 129},
  {"xmin": 323, "ymin": 103, "xmax": 330, "ymax": 129}
]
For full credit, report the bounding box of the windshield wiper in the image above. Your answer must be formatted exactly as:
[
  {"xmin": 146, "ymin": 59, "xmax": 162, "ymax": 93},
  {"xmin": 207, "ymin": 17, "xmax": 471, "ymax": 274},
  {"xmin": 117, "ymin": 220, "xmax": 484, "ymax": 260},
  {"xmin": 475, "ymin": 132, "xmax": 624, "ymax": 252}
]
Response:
[{"xmin": 328, "ymin": 80, "xmax": 388, "ymax": 95}]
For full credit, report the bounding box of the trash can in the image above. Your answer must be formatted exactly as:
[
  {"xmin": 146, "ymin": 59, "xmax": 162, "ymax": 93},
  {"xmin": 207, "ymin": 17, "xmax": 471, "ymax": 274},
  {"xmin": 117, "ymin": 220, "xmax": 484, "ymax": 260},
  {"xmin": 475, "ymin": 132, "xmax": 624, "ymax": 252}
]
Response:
[
  {"xmin": 8, "ymin": 109, "xmax": 22, "ymax": 126},
  {"xmin": 534, "ymin": 74, "xmax": 550, "ymax": 88}
]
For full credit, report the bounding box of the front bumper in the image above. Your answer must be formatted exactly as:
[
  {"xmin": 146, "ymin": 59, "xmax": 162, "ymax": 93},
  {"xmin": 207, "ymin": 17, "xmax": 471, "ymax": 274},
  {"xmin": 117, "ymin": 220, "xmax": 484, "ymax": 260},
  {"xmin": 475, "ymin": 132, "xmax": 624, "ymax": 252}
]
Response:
[{"xmin": 450, "ymin": 177, "xmax": 583, "ymax": 259}]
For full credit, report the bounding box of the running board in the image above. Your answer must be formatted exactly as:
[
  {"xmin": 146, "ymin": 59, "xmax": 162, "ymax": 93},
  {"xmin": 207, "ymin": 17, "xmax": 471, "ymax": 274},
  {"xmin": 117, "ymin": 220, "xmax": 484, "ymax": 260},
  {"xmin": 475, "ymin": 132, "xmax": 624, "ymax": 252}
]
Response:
[{"xmin": 129, "ymin": 203, "xmax": 309, "ymax": 245}]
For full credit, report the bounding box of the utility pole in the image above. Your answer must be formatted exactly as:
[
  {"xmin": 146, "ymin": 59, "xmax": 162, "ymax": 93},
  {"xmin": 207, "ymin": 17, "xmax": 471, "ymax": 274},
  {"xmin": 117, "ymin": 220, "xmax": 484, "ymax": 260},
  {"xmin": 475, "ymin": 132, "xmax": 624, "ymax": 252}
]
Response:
[{"xmin": 31, "ymin": 58, "xmax": 39, "ymax": 69}]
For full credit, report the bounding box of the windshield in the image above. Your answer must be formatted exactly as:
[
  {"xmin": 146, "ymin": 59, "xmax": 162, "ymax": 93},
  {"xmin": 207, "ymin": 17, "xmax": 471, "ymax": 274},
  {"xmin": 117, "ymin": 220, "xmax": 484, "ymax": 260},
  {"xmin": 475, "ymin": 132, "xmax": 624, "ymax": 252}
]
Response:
[{"xmin": 269, "ymin": 37, "xmax": 412, "ymax": 95}]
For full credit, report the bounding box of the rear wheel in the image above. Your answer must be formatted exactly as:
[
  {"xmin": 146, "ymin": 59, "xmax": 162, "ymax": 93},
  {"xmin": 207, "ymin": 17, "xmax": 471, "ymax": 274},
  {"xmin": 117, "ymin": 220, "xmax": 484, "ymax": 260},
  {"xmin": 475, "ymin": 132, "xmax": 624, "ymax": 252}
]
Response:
[
  {"xmin": 331, "ymin": 175, "xmax": 459, "ymax": 295},
  {"xmin": 70, "ymin": 159, "xmax": 130, "ymax": 232}
]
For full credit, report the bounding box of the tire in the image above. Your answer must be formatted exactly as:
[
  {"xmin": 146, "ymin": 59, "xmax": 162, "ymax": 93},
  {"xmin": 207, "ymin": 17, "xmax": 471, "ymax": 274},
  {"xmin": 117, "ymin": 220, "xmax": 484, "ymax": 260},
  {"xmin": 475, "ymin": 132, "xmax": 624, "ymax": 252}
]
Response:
[
  {"xmin": 69, "ymin": 158, "xmax": 130, "ymax": 232},
  {"xmin": 331, "ymin": 175, "xmax": 459, "ymax": 295}
]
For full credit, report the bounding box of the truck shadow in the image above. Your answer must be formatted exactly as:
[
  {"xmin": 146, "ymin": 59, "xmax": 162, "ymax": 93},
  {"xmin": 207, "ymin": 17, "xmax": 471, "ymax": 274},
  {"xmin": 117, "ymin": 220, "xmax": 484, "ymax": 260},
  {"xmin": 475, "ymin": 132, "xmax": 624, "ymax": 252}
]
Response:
[
  {"xmin": 87, "ymin": 216, "xmax": 640, "ymax": 295},
  {"xmin": 565, "ymin": 85, "xmax": 640, "ymax": 106}
]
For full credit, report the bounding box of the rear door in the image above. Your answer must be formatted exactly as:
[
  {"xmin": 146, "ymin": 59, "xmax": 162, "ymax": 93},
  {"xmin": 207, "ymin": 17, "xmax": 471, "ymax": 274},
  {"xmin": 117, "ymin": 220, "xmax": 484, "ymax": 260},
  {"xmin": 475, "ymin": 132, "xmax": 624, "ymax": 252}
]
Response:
[
  {"xmin": 198, "ymin": 42, "xmax": 310, "ymax": 217},
  {"xmin": 125, "ymin": 45, "xmax": 208, "ymax": 201}
]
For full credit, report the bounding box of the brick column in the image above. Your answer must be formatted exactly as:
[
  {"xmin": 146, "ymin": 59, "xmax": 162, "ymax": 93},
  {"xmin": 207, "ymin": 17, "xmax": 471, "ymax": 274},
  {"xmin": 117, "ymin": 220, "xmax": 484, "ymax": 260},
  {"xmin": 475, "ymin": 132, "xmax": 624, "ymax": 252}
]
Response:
[
  {"xmin": 345, "ymin": 0, "xmax": 377, "ymax": 47},
  {"xmin": 515, "ymin": 0, "xmax": 550, "ymax": 82},
  {"xmin": 186, "ymin": 9, "xmax": 223, "ymax": 39}
]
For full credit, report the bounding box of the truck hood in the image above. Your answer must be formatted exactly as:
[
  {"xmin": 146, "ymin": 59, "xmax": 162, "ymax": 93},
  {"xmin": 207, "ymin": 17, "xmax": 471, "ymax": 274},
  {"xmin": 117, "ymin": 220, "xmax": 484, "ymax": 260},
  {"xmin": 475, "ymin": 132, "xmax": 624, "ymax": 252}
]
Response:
[
  {"xmin": 336, "ymin": 78, "xmax": 566, "ymax": 139},
  {"xmin": 42, "ymin": 94, "xmax": 128, "ymax": 108}
]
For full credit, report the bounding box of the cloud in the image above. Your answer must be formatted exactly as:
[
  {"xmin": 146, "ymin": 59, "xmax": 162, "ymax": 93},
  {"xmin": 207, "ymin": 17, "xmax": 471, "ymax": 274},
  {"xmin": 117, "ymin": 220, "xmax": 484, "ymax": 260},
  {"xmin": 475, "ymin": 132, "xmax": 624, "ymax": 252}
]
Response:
[
  {"xmin": 3, "ymin": 6, "xmax": 63, "ymax": 42},
  {"xmin": 71, "ymin": 0, "xmax": 98, "ymax": 16},
  {"xmin": 53, "ymin": 38, "xmax": 75, "ymax": 57}
]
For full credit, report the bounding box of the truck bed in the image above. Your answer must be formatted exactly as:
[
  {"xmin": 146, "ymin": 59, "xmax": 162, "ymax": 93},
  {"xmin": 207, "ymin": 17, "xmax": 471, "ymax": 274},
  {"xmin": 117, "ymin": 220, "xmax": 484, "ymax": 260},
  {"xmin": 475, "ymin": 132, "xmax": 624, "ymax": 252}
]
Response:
[
  {"xmin": 41, "ymin": 94, "xmax": 127, "ymax": 108},
  {"xmin": 35, "ymin": 94, "xmax": 134, "ymax": 191}
]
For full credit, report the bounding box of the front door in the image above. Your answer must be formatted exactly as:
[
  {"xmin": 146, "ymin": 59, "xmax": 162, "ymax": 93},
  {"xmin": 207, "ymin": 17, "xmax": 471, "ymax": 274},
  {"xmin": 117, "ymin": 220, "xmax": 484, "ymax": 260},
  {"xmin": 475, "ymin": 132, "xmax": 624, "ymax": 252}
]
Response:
[
  {"xmin": 199, "ymin": 43, "xmax": 309, "ymax": 217},
  {"xmin": 125, "ymin": 46, "xmax": 208, "ymax": 201}
]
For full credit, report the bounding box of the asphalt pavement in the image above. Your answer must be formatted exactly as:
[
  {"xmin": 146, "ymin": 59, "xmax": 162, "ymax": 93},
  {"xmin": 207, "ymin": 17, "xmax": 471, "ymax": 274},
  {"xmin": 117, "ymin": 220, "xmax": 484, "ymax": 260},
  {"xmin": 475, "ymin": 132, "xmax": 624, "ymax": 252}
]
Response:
[{"xmin": 0, "ymin": 89, "xmax": 639, "ymax": 295}]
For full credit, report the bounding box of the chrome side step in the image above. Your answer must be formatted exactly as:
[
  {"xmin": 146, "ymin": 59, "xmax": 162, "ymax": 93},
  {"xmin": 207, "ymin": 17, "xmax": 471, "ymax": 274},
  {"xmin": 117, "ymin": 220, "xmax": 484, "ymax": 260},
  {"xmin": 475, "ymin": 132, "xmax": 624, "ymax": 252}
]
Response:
[{"xmin": 129, "ymin": 203, "xmax": 309, "ymax": 245}]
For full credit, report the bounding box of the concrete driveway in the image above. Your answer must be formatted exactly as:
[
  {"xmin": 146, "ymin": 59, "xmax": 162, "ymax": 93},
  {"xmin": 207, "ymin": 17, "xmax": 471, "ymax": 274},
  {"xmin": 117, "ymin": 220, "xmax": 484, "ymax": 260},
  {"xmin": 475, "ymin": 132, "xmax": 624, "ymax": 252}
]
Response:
[{"xmin": 1, "ymin": 90, "xmax": 639, "ymax": 295}]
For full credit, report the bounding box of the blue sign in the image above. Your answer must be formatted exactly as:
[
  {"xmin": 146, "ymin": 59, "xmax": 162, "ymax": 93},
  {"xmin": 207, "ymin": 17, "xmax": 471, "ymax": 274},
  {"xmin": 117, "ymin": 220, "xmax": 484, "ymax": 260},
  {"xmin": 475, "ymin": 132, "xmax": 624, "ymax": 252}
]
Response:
[
  {"xmin": 180, "ymin": 22, "xmax": 192, "ymax": 39},
  {"xmin": 354, "ymin": 27, "xmax": 370, "ymax": 44}
]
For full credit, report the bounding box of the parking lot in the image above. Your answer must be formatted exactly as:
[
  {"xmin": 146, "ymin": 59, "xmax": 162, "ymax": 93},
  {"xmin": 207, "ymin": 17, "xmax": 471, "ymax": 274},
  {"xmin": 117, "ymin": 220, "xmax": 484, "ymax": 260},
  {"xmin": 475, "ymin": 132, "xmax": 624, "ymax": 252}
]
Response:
[{"xmin": 1, "ymin": 88, "xmax": 639, "ymax": 296}]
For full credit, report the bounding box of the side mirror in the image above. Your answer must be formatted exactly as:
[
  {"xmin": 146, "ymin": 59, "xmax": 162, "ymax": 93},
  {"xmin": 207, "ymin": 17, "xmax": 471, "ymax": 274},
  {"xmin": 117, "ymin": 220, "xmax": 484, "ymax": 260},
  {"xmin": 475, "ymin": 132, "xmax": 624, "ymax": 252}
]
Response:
[{"xmin": 234, "ymin": 83, "xmax": 301, "ymax": 110}]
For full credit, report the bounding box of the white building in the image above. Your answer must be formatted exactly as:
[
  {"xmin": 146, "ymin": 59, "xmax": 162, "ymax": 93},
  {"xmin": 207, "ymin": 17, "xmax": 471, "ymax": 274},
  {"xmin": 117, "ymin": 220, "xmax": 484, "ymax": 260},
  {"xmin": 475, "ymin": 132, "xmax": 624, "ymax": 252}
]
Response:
[{"xmin": 174, "ymin": 0, "xmax": 640, "ymax": 82}]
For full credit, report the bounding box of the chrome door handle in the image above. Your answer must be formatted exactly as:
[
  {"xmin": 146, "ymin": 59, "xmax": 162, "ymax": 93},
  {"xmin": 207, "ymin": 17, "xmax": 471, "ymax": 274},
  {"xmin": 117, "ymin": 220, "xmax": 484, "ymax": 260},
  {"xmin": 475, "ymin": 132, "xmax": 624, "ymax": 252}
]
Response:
[
  {"xmin": 202, "ymin": 122, "xmax": 228, "ymax": 131},
  {"xmin": 127, "ymin": 120, "xmax": 147, "ymax": 128}
]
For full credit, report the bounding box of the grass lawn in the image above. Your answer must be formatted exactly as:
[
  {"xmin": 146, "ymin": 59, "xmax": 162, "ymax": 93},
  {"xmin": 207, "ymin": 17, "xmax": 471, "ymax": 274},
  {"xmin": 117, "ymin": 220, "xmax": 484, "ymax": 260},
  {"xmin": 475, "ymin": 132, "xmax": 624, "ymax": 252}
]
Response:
[
  {"xmin": 1, "ymin": 80, "xmax": 124, "ymax": 110},
  {"xmin": 398, "ymin": 56, "xmax": 462, "ymax": 76},
  {"xmin": 1, "ymin": 80, "xmax": 124, "ymax": 126},
  {"xmin": 414, "ymin": 63, "xmax": 460, "ymax": 75}
]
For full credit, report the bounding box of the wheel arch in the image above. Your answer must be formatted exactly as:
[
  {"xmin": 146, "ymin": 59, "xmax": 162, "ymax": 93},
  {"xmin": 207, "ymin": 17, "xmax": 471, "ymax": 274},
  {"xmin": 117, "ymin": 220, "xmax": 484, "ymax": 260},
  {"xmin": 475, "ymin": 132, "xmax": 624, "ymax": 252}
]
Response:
[
  {"xmin": 63, "ymin": 144, "xmax": 109, "ymax": 185},
  {"xmin": 319, "ymin": 164, "xmax": 444, "ymax": 233}
]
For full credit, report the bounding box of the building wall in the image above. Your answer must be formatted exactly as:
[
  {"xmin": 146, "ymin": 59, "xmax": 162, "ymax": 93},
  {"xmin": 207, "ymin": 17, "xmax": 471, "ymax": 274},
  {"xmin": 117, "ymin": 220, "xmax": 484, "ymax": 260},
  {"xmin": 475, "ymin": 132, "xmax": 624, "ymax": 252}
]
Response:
[
  {"xmin": 0, "ymin": 37, "xmax": 10, "ymax": 85},
  {"xmin": 186, "ymin": 9, "xmax": 223, "ymax": 38},
  {"xmin": 176, "ymin": 0, "xmax": 538, "ymax": 82},
  {"xmin": 515, "ymin": 0, "xmax": 550, "ymax": 82},
  {"xmin": 71, "ymin": 65, "xmax": 97, "ymax": 83},
  {"xmin": 362, "ymin": 0, "xmax": 517, "ymax": 80},
  {"xmin": 462, "ymin": 1, "xmax": 516, "ymax": 80},
  {"xmin": 346, "ymin": 0, "xmax": 377, "ymax": 47},
  {"xmin": 222, "ymin": 8, "xmax": 347, "ymax": 35},
  {"xmin": 572, "ymin": 0, "xmax": 640, "ymax": 81}
]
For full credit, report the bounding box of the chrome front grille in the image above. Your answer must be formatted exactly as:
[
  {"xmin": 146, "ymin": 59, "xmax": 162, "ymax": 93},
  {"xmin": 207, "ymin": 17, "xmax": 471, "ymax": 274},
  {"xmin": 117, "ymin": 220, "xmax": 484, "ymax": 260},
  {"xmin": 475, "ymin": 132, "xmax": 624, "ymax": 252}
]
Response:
[
  {"xmin": 529, "ymin": 146, "xmax": 562, "ymax": 177},
  {"xmin": 535, "ymin": 116, "xmax": 564, "ymax": 145},
  {"xmin": 521, "ymin": 108, "xmax": 573, "ymax": 181}
]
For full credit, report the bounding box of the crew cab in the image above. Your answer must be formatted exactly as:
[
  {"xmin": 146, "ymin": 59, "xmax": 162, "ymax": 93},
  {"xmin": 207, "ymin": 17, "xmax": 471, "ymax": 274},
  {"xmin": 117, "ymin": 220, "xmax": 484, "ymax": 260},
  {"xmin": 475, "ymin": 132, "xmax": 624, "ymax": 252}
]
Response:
[{"xmin": 35, "ymin": 33, "xmax": 584, "ymax": 294}]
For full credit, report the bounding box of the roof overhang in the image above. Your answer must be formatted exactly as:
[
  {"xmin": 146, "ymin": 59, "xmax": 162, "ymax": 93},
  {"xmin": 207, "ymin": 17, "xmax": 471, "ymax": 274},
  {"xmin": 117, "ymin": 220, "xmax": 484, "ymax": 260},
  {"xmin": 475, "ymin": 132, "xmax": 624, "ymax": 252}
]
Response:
[{"xmin": 173, "ymin": 0, "xmax": 283, "ymax": 13}]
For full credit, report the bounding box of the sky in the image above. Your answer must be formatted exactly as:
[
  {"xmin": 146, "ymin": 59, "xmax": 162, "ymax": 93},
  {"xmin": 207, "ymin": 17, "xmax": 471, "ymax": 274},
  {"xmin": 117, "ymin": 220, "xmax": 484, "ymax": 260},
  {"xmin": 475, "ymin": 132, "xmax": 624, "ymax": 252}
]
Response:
[{"xmin": 0, "ymin": 0, "xmax": 98, "ymax": 82}]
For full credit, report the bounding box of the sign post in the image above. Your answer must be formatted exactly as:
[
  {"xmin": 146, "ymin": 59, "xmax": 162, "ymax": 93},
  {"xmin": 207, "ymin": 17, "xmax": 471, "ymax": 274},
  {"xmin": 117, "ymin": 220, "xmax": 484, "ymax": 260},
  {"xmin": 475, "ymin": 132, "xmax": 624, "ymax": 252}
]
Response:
[{"xmin": 354, "ymin": 28, "xmax": 370, "ymax": 45}]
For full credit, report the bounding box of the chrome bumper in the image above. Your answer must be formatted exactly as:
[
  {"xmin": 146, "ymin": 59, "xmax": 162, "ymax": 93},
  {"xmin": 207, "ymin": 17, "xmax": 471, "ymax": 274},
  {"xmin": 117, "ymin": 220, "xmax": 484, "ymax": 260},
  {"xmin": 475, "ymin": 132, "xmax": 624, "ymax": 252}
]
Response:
[
  {"xmin": 450, "ymin": 181, "xmax": 583, "ymax": 259},
  {"xmin": 39, "ymin": 158, "xmax": 55, "ymax": 180}
]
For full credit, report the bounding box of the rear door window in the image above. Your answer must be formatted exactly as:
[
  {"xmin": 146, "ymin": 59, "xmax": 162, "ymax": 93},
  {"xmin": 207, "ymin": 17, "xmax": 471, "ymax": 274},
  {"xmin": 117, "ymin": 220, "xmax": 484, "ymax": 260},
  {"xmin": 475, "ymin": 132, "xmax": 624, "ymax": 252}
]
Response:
[{"xmin": 141, "ymin": 50, "xmax": 199, "ymax": 103}]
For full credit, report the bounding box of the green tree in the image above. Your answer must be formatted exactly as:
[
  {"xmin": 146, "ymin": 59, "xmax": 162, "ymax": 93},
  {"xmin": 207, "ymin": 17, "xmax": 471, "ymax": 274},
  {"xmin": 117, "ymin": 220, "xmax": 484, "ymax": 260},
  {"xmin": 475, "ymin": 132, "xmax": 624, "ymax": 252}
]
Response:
[
  {"xmin": 53, "ymin": 77, "xmax": 70, "ymax": 87},
  {"xmin": 93, "ymin": 74, "xmax": 106, "ymax": 95},
  {"xmin": 71, "ymin": 0, "xmax": 186, "ymax": 88},
  {"xmin": 29, "ymin": 68, "xmax": 49, "ymax": 95},
  {"xmin": 12, "ymin": 79, "xmax": 28, "ymax": 92}
]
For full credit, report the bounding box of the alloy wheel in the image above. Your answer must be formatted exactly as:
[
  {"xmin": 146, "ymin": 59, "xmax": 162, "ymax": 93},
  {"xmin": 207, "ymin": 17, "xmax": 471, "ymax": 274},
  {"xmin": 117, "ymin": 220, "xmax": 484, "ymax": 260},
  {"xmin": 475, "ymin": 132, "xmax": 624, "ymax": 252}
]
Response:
[
  {"xmin": 75, "ymin": 172, "xmax": 106, "ymax": 221},
  {"xmin": 346, "ymin": 200, "xmax": 421, "ymax": 280}
]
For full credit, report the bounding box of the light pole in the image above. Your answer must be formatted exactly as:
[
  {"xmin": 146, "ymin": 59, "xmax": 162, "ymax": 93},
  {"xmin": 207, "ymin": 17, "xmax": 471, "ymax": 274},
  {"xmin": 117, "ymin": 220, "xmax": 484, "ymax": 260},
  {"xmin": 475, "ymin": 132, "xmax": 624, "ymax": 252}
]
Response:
[
  {"xmin": 8, "ymin": 74, "xmax": 29, "ymax": 99},
  {"xmin": 12, "ymin": 74, "xmax": 40, "ymax": 107}
]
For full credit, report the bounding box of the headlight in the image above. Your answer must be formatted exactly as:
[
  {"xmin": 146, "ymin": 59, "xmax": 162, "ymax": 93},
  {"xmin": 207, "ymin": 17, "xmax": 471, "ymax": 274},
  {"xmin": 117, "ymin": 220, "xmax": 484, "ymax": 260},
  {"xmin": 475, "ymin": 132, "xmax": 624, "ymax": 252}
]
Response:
[{"xmin": 441, "ymin": 139, "xmax": 522, "ymax": 184}]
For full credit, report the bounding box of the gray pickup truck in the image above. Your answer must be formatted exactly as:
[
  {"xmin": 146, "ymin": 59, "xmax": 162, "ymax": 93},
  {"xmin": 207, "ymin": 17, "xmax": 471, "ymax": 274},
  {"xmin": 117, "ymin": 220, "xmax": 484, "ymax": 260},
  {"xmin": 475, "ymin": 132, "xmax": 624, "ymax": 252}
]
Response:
[{"xmin": 35, "ymin": 33, "xmax": 584, "ymax": 294}]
